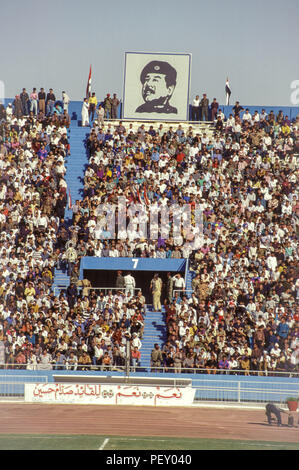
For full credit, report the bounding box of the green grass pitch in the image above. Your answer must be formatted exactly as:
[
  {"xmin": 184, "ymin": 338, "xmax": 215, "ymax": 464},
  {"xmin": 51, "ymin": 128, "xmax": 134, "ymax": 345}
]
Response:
[{"xmin": 0, "ymin": 434, "xmax": 298, "ymax": 450}]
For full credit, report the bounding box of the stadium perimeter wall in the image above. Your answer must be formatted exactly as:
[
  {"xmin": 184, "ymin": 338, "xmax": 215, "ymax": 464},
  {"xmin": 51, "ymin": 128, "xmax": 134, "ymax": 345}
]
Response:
[{"xmin": 1, "ymin": 369, "xmax": 298, "ymax": 404}]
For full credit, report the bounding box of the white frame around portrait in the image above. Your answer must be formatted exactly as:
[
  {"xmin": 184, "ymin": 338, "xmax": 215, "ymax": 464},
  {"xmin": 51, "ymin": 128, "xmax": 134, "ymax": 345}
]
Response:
[{"xmin": 122, "ymin": 51, "xmax": 192, "ymax": 121}]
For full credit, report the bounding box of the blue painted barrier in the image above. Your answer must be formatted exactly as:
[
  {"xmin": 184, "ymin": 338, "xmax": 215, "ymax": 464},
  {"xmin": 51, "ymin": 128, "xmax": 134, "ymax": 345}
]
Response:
[{"xmin": 1, "ymin": 369, "xmax": 298, "ymax": 403}]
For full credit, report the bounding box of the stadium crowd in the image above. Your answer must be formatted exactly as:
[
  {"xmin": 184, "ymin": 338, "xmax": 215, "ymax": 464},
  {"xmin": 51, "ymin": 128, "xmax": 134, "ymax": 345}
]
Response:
[
  {"xmin": 0, "ymin": 88, "xmax": 298, "ymax": 375},
  {"xmin": 77, "ymin": 98, "xmax": 298, "ymax": 375},
  {"xmin": 0, "ymin": 89, "xmax": 145, "ymax": 371}
]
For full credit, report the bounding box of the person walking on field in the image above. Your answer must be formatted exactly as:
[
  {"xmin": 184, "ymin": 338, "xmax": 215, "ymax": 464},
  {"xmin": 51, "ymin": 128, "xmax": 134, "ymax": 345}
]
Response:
[{"xmin": 150, "ymin": 273, "xmax": 163, "ymax": 311}]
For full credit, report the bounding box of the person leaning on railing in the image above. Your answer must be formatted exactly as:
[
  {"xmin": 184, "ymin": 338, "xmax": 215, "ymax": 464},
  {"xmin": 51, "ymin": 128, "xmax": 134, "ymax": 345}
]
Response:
[
  {"xmin": 218, "ymin": 354, "xmax": 230, "ymax": 374},
  {"xmin": 131, "ymin": 346, "xmax": 141, "ymax": 371},
  {"xmin": 238, "ymin": 354, "xmax": 251, "ymax": 376},
  {"xmin": 77, "ymin": 351, "xmax": 92, "ymax": 371},
  {"xmin": 205, "ymin": 352, "xmax": 218, "ymax": 375}
]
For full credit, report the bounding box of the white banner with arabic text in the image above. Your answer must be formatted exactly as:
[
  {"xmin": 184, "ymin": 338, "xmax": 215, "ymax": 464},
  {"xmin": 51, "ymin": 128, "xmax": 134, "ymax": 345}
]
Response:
[{"xmin": 25, "ymin": 383, "xmax": 195, "ymax": 406}]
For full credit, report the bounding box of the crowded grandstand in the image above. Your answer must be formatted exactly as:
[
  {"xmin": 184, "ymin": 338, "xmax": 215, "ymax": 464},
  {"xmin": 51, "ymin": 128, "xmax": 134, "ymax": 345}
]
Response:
[{"xmin": 0, "ymin": 88, "xmax": 298, "ymax": 377}]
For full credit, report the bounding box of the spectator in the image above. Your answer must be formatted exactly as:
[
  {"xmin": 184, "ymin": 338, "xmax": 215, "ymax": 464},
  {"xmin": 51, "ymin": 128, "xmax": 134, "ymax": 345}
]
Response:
[
  {"xmin": 88, "ymin": 92, "xmax": 97, "ymax": 121},
  {"xmin": 20, "ymin": 88, "xmax": 29, "ymax": 116},
  {"xmin": 211, "ymin": 98, "xmax": 219, "ymax": 121},
  {"xmin": 131, "ymin": 345, "xmax": 141, "ymax": 371},
  {"xmin": 151, "ymin": 343, "xmax": 163, "ymax": 372},
  {"xmin": 30, "ymin": 88, "xmax": 38, "ymax": 115},
  {"xmin": 38, "ymin": 88, "xmax": 46, "ymax": 115},
  {"xmin": 191, "ymin": 95, "xmax": 200, "ymax": 121},
  {"xmin": 0, "ymin": 89, "xmax": 298, "ymax": 377},
  {"xmin": 96, "ymin": 104, "xmax": 105, "ymax": 127},
  {"xmin": 62, "ymin": 91, "xmax": 70, "ymax": 113},
  {"xmin": 103, "ymin": 94, "xmax": 113, "ymax": 119},
  {"xmin": 111, "ymin": 93, "xmax": 120, "ymax": 119},
  {"xmin": 199, "ymin": 94, "xmax": 209, "ymax": 121},
  {"xmin": 46, "ymin": 88, "xmax": 56, "ymax": 115},
  {"xmin": 81, "ymin": 98, "xmax": 89, "ymax": 127}
]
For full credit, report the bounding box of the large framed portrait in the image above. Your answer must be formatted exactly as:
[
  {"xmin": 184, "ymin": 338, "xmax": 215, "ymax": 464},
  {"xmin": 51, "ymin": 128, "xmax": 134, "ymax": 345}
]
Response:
[{"xmin": 122, "ymin": 52, "xmax": 192, "ymax": 121}]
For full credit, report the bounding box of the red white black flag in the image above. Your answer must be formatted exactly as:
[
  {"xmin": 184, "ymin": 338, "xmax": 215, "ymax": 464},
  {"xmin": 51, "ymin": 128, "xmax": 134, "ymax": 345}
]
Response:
[
  {"xmin": 143, "ymin": 184, "xmax": 150, "ymax": 206},
  {"xmin": 225, "ymin": 78, "xmax": 231, "ymax": 105},
  {"xmin": 68, "ymin": 188, "xmax": 72, "ymax": 210},
  {"xmin": 86, "ymin": 65, "xmax": 92, "ymax": 99}
]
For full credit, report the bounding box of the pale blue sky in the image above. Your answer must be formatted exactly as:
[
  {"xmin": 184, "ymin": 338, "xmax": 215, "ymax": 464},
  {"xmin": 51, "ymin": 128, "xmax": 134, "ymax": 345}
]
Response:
[{"xmin": 1, "ymin": 0, "xmax": 298, "ymax": 105}]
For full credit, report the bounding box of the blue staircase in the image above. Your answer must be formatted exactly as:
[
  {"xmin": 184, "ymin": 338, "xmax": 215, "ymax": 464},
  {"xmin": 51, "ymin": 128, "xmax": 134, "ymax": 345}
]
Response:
[
  {"xmin": 64, "ymin": 125, "xmax": 89, "ymax": 221},
  {"xmin": 140, "ymin": 305, "xmax": 167, "ymax": 369},
  {"xmin": 52, "ymin": 266, "xmax": 70, "ymax": 294},
  {"xmin": 52, "ymin": 117, "xmax": 89, "ymax": 293},
  {"xmin": 185, "ymin": 269, "xmax": 195, "ymax": 296}
]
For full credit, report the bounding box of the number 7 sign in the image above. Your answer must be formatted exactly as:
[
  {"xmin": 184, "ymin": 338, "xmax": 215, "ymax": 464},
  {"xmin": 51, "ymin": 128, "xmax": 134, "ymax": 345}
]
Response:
[{"xmin": 132, "ymin": 259, "xmax": 139, "ymax": 269}]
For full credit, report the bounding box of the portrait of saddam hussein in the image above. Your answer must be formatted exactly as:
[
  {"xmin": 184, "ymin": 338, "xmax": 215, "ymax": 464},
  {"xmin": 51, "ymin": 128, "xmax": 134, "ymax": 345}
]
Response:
[{"xmin": 135, "ymin": 60, "xmax": 178, "ymax": 114}]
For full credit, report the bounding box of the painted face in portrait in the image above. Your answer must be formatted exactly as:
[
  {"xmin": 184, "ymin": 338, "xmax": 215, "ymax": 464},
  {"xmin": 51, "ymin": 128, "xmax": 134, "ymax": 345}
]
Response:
[{"xmin": 142, "ymin": 73, "xmax": 175, "ymax": 104}]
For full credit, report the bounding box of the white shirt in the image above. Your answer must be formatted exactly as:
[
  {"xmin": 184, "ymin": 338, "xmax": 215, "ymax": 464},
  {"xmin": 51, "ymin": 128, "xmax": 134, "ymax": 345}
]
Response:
[
  {"xmin": 173, "ymin": 276, "xmax": 185, "ymax": 289},
  {"xmin": 124, "ymin": 274, "xmax": 135, "ymax": 287}
]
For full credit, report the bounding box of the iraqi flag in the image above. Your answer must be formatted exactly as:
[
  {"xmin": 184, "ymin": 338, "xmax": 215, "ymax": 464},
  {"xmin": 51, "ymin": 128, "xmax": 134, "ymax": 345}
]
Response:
[
  {"xmin": 131, "ymin": 185, "xmax": 142, "ymax": 204},
  {"xmin": 143, "ymin": 184, "xmax": 150, "ymax": 206},
  {"xmin": 86, "ymin": 65, "xmax": 92, "ymax": 99},
  {"xmin": 225, "ymin": 78, "xmax": 231, "ymax": 105},
  {"xmin": 136, "ymin": 186, "xmax": 142, "ymax": 204},
  {"xmin": 68, "ymin": 188, "xmax": 72, "ymax": 210}
]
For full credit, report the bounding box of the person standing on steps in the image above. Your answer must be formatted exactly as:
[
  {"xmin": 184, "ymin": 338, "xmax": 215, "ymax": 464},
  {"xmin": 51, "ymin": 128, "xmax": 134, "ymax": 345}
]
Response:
[
  {"xmin": 172, "ymin": 273, "xmax": 185, "ymax": 296},
  {"xmin": 166, "ymin": 272, "xmax": 174, "ymax": 303},
  {"xmin": 103, "ymin": 93, "xmax": 113, "ymax": 119},
  {"xmin": 38, "ymin": 88, "xmax": 46, "ymax": 116},
  {"xmin": 150, "ymin": 273, "xmax": 163, "ymax": 311},
  {"xmin": 62, "ymin": 91, "xmax": 70, "ymax": 113},
  {"xmin": 115, "ymin": 270, "xmax": 125, "ymax": 291},
  {"xmin": 81, "ymin": 98, "xmax": 89, "ymax": 127},
  {"xmin": 88, "ymin": 92, "xmax": 97, "ymax": 121},
  {"xmin": 124, "ymin": 271, "xmax": 136, "ymax": 297},
  {"xmin": 111, "ymin": 93, "xmax": 120, "ymax": 119},
  {"xmin": 151, "ymin": 343, "xmax": 163, "ymax": 372},
  {"xmin": 199, "ymin": 93, "xmax": 209, "ymax": 121},
  {"xmin": 46, "ymin": 88, "xmax": 56, "ymax": 116}
]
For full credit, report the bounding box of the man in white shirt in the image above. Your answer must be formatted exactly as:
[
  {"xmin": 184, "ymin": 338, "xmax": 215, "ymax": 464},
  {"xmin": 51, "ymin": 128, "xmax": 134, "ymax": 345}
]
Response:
[
  {"xmin": 62, "ymin": 91, "xmax": 70, "ymax": 112},
  {"xmin": 270, "ymin": 343, "xmax": 281, "ymax": 358},
  {"xmin": 192, "ymin": 95, "xmax": 200, "ymax": 121},
  {"xmin": 252, "ymin": 111, "xmax": 260, "ymax": 122},
  {"xmin": 266, "ymin": 253, "xmax": 277, "ymax": 273},
  {"xmin": 173, "ymin": 273, "xmax": 185, "ymax": 293},
  {"xmin": 124, "ymin": 272, "xmax": 136, "ymax": 297},
  {"xmin": 242, "ymin": 109, "xmax": 252, "ymax": 123}
]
